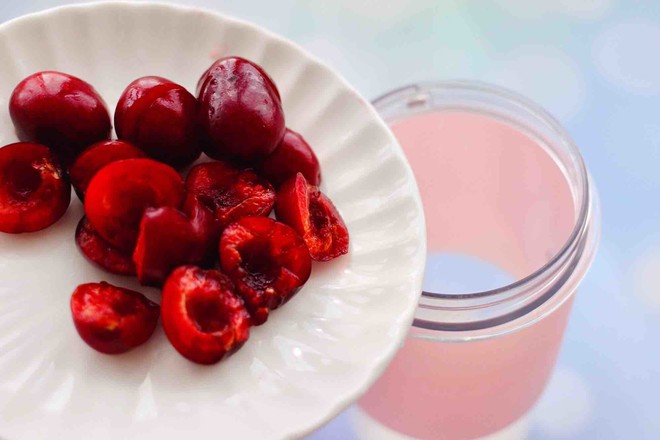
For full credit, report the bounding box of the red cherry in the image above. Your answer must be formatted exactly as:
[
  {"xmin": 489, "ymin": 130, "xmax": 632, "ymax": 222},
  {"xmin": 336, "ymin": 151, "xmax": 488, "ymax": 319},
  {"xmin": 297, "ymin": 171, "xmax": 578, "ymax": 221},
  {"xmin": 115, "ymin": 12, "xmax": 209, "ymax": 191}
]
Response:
[
  {"xmin": 69, "ymin": 140, "xmax": 146, "ymax": 200},
  {"xmin": 197, "ymin": 59, "xmax": 280, "ymax": 101},
  {"xmin": 9, "ymin": 71, "xmax": 111, "ymax": 164},
  {"xmin": 75, "ymin": 217, "xmax": 136, "ymax": 276},
  {"xmin": 133, "ymin": 195, "xmax": 220, "ymax": 286},
  {"xmin": 161, "ymin": 266, "xmax": 251, "ymax": 365},
  {"xmin": 0, "ymin": 142, "xmax": 71, "ymax": 233},
  {"xmin": 275, "ymin": 173, "xmax": 349, "ymax": 261},
  {"xmin": 133, "ymin": 195, "xmax": 221, "ymax": 286},
  {"xmin": 185, "ymin": 161, "xmax": 275, "ymax": 229},
  {"xmin": 259, "ymin": 128, "xmax": 321, "ymax": 187},
  {"xmin": 133, "ymin": 207, "xmax": 196, "ymax": 286},
  {"xmin": 219, "ymin": 217, "xmax": 311, "ymax": 325},
  {"xmin": 70, "ymin": 282, "xmax": 159, "ymax": 354},
  {"xmin": 182, "ymin": 194, "xmax": 223, "ymax": 262},
  {"xmin": 197, "ymin": 57, "xmax": 285, "ymax": 163},
  {"xmin": 84, "ymin": 158, "xmax": 184, "ymax": 251},
  {"xmin": 115, "ymin": 76, "xmax": 201, "ymax": 168}
]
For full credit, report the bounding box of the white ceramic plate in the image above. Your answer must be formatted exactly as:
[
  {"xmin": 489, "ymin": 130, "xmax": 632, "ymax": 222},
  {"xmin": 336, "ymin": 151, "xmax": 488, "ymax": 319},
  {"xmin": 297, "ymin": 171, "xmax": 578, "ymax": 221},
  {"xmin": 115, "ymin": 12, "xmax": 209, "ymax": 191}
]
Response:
[{"xmin": 0, "ymin": 3, "xmax": 426, "ymax": 439}]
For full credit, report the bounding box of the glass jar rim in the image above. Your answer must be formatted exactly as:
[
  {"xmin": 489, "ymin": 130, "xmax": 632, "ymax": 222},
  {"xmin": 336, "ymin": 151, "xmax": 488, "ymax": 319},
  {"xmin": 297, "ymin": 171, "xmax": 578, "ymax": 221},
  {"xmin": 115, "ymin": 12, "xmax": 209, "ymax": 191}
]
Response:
[{"xmin": 373, "ymin": 81, "xmax": 600, "ymax": 336}]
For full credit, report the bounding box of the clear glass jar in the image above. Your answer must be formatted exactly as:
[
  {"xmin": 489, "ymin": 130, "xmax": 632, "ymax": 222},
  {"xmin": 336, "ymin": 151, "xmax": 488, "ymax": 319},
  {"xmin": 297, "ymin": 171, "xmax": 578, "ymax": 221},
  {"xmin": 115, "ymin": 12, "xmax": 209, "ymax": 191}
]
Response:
[{"xmin": 355, "ymin": 82, "xmax": 601, "ymax": 440}]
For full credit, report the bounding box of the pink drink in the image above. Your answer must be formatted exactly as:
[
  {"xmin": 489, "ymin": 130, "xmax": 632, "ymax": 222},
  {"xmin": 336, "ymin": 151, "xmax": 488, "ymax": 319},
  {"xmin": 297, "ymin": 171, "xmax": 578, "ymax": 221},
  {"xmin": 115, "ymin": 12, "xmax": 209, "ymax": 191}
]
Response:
[{"xmin": 356, "ymin": 84, "xmax": 600, "ymax": 440}]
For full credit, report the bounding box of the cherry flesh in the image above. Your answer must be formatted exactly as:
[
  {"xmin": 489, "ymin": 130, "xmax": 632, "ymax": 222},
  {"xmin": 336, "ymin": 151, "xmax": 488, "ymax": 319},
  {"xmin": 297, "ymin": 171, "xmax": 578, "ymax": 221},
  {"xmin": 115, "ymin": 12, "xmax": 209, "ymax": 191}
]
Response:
[
  {"xmin": 185, "ymin": 161, "xmax": 275, "ymax": 229},
  {"xmin": 161, "ymin": 266, "xmax": 251, "ymax": 364},
  {"xmin": 0, "ymin": 142, "xmax": 71, "ymax": 233},
  {"xmin": 275, "ymin": 173, "xmax": 349, "ymax": 261},
  {"xmin": 69, "ymin": 140, "xmax": 146, "ymax": 200},
  {"xmin": 84, "ymin": 158, "xmax": 184, "ymax": 251},
  {"xmin": 75, "ymin": 217, "xmax": 136, "ymax": 276},
  {"xmin": 219, "ymin": 217, "xmax": 311, "ymax": 325},
  {"xmin": 70, "ymin": 282, "xmax": 159, "ymax": 354}
]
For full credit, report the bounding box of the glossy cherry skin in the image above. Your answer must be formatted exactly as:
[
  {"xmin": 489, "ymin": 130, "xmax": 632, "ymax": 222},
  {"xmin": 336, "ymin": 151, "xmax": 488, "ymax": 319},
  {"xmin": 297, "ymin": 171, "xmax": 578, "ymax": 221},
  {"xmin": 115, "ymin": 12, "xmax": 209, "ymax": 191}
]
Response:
[
  {"xmin": 182, "ymin": 194, "xmax": 223, "ymax": 262},
  {"xmin": 70, "ymin": 282, "xmax": 159, "ymax": 354},
  {"xmin": 132, "ymin": 197, "xmax": 219, "ymax": 286},
  {"xmin": 84, "ymin": 158, "xmax": 184, "ymax": 251},
  {"xmin": 259, "ymin": 128, "xmax": 321, "ymax": 188},
  {"xmin": 161, "ymin": 266, "xmax": 251, "ymax": 364},
  {"xmin": 275, "ymin": 173, "xmax": 349, "ymax": 261},
  {"xmin": 0, "ymin": 142, "xmax": 71, "ymax": 233},
  {"xmin": 197, "ymin": 59, "xmax": 280, "ymax": 101},
  {"xmin": 75, "ymin": 217, "xmax": 136, "ymax": 276},
  {"xmin": 133, "ymin": 207, "xmax": 196, "ymax": 286},
  {"xmin": 69, "ymin": 140, "xmax": 146, "ymax": 201},
  {"xmin": 115, "ymin": 76, "xmax": 201, "ymax": 168},
  {"xmin": 220, "ymin": 217, "xmax": 312, "ymax": 325},
  {"xmin": 9, "ymin": 71, "xmax": 111, "ymax": 164},
  {"xmin": 197, "ymin": 57, "xmax": 285, "ymax": 164},
  {"xmin": 185, "ymin": 161, "xmax": 275, "ymax": 229}
]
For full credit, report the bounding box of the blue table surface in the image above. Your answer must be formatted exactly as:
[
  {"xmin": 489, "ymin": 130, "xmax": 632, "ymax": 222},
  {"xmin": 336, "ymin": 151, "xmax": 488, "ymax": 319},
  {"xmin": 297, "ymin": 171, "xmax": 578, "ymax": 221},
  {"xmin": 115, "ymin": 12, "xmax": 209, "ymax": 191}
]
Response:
[{"xmin": 2, "ymin": 1, "xmax": 658, "ymax": 439}]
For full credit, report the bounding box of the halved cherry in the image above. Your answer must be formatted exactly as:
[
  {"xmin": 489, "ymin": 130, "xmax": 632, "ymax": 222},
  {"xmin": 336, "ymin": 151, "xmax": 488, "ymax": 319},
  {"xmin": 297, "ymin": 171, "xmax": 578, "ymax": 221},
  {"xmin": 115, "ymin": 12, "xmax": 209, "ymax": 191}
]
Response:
[
  {"xmin": 161, "ymin": 266, "xmax": 251, "ymax": 364},
  {"xmin": 185, "ymin": 161, "xmax": 275, "ymax": 228},
  {"xmin": 133, "ymin": 207, "xmax": 197, "ymax": 286},
  {"xmin": 9, "ymin": 71, "xmax": 111, "ymax": 165},
  {"xmin": 259, "ymin": 128, "xmax": 321, "ymax": 188},
  {"xmin": 84, "ymin": 158, "xmax": 184, "ymax": 251},
  {"xmin": 69, "ymin": 140, "xmax": 147, "ymax": 200},
  {"xmin": 76, "ymin": 217, "xmax": 136, "ymax": 275},
  {"xmin": 115, "ymin": 76, "xmax": 201, "ymax": 168},
  {"xmin": 219, "ymin": 217, "xmax": 311, "ymax": 325},
  {"xmin": 70, "ymin": 282, "xmax": 159, "ymax": 354},
  {"xmin": 182, "ymin": 194, "xmax": 223, "ymax": 262},
  {"xmin": 275, "ymin": 173, "xmax": 349, "ymax": 261},
  {"xmin": 0, "ymin": 142, "xmax": 71, "ymax": 234},
  {"xmin": 133, "ymin": 195, "xmax": 220, "ymax": 286}
]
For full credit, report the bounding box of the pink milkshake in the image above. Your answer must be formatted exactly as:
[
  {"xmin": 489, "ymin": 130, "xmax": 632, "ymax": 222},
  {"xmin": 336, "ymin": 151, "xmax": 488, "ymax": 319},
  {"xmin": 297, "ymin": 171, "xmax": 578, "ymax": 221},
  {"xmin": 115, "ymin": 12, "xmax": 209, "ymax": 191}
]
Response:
[{"xmin": 356, "ymin": 83, "xmax": 600, "ymax": 440}]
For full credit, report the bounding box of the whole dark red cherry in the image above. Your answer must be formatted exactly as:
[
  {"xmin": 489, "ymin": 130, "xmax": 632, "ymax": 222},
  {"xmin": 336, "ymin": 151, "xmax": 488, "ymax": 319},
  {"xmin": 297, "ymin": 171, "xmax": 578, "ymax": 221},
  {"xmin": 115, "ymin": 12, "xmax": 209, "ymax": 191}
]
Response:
[
  {"xmin": 197, "ymin": 57, "xmax": 285, "ymax": 164},
  {"xmin": 161, "ymin": 266, "xmax": 251, "ymax": 365},
  {"xmin": 9, "ymin": 71, "xmax": 111, "ymax": 164},
  {"xmin": 69, "ymin": 140, "xmax": 146, "ymax": 201},
  {"xmin": 219, "ymin": 217, "xmax": 311, "ymax": 325},
  {"xmin": 0, "ymin": 142, "xmax": 71, "ymax": 234},
  {"xmin": 275, "ymin": 173, "xmax": 349, "ymax": 261},
  {"xmin": 70, "ymin": 282, "xmax": 159, "ymax": 354},
  {"xmin": 259, "ymin": 128, "xmax": 321, "ymax": 187},
  {"xmin": 84, "ymin": 158, "xmax": 184, "ymax": 251},
  {"xmin": 75, "ymin": 217, "xmax": 136, "ymax": 276},
  {"xmin": 115, "ymin": 76, "xmax": 201, "ymax": 168}
]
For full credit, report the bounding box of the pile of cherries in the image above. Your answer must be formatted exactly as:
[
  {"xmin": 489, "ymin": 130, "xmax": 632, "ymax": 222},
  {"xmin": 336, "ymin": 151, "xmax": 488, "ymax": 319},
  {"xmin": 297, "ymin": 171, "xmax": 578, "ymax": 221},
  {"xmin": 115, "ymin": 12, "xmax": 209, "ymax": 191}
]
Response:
[{"xmin": 0, "ymin": 57, "xmax": 349, "ymax": 365}]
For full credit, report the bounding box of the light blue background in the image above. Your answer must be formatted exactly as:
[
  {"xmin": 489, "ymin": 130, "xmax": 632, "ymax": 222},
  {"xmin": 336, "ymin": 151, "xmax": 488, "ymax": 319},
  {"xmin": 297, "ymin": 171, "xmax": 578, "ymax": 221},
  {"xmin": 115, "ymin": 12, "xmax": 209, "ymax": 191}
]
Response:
[{"xmin": 1, "ymin": 1, "xmax": 658, "ymax": 438}]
